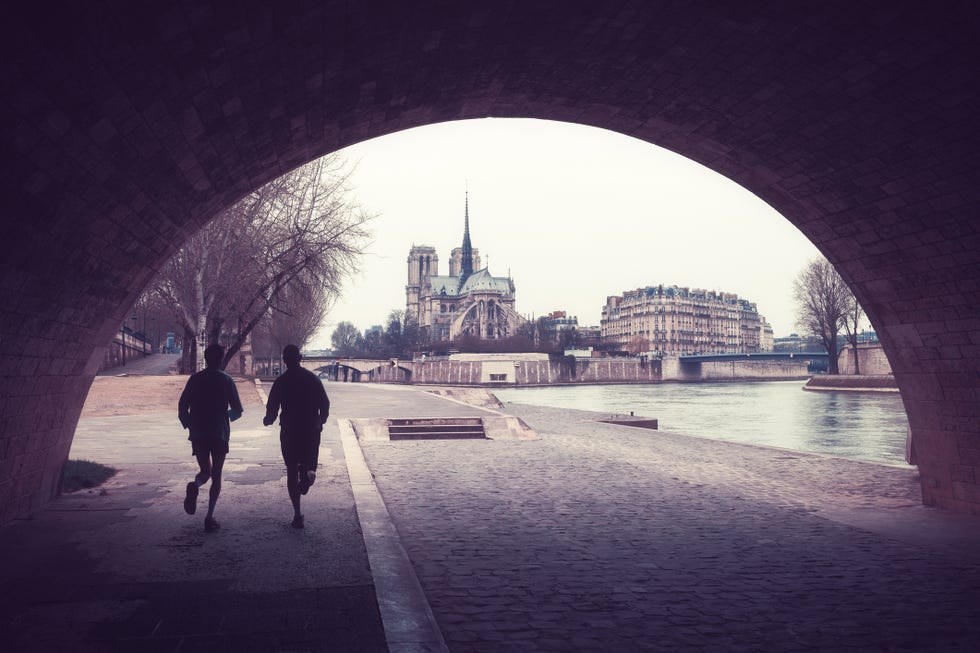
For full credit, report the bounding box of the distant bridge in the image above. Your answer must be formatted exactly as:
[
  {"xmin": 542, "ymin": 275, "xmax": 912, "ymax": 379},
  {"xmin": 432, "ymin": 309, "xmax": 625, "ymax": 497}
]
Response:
[
  {"xmin": 678, "ymin": 352, "xmax": 829, "ymax": 363},
  {"xmin": 299, "ymin": 352, "xmax": 829, "ymax": 382},
  {"xmin": 301, "ymin": 356, "xmax": 414, "ymax": 382}
]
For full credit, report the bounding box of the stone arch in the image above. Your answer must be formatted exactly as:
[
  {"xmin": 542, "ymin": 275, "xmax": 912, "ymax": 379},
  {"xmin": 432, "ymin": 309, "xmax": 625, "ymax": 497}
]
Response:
[
  {"xmin": 450, "ymin": 301, "xmax": 485, "ymax": 340},
  {"xmin": 0, "ymin": 2, "xmax": 978, "ymax": 519},
  {"xmin": 324, "ymin": 364, "xmax": 362, "ymax": 383},
  {"xmin": 367, "ymin": 365, "xmax": 413, "ymax": 383}
]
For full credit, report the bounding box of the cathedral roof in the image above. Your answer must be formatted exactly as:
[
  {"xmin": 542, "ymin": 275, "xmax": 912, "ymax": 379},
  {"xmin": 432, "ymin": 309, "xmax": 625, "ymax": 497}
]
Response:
[
  {"xmin": 460, "ymin": 268, "xmax": 512, "ymax": 294},
  {"xmin": 427, "ymin": 268, "xmax": 514, "ymax": 297}
]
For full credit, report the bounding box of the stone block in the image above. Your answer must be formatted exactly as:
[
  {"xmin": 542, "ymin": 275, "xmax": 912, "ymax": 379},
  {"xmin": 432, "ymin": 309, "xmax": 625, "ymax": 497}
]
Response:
[
  {"xmin": 2, "ymin": 0, "xmax": 980, "ymax": 518},
  {"xmin": 950, "ymin": 465, "xmax": 976, "ymax": 484},
  {"xmin": 957, "ymin": 447, "xmax": 980, "ymax": 466},
  {"xmin": 952, "ymin": 480, "xmax": 980, "ymax": 505}
]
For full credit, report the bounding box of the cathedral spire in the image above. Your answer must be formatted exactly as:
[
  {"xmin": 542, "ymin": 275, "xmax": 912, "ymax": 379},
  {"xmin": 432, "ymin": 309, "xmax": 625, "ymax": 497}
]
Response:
[{"xmin": 461, "ymin": 191, "xmax": 474, "ymax": 279}]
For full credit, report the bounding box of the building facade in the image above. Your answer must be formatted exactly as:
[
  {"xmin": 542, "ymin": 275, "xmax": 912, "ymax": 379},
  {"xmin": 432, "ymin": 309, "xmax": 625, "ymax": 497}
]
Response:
[
  {"xmin": 406, "ymin": 195, "xmax": 526, "ymax": 342},
  {"xmin": 540, "ymin": 310, "xmax": 578, "ymax": 338},
  {"xmin": 601, "ymin": 285, "xmax": 773, "ymax": 355}
]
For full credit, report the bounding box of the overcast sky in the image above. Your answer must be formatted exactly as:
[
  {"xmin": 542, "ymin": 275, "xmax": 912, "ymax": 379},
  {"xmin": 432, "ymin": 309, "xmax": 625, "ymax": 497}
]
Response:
[{"xmin": 310, "ymin": 118, "xmax": 823, "ymax": 349}]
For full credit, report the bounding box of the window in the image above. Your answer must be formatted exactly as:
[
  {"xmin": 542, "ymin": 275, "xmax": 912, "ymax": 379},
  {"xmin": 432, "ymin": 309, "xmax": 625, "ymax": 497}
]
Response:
[{"xmin": 489, "ymin": 373, "xmax": 508, "ymax": 382}]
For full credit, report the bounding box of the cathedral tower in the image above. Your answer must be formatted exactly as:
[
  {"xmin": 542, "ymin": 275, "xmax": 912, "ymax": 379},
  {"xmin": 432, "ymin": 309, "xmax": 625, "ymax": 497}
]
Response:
[
  {"xmin": 449, "ymin": 193, "xmax": 481, "ymax": 276},
  {"xmin": 406, "ymin": 245, "xmax": 437, "ymax": 326},
  {"xmin": 460, "ymin": 191, "xmax": 474, "ymax": 279}
]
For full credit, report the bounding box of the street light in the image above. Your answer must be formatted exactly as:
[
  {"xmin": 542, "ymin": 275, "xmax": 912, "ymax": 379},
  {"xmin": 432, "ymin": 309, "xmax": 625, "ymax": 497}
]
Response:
[{"xmin": 132, "ymin": 315, "xmax": 139, "ymax": 359}]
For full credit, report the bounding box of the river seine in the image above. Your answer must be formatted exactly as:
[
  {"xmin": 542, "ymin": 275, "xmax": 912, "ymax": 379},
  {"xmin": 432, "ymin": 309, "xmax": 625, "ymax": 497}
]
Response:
[{"xmin": 493, "ymin": 380, "xmax": 911, "ymax": 466}]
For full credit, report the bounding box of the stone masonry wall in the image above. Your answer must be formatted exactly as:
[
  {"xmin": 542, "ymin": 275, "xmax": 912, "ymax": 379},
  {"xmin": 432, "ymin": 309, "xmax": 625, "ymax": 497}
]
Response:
[
  {"xmin": 409, "ymin": 358, "xmax": 662, "ymax": 386},
  {"xmin": 0, "ymin": 2, "xmax": 977, "ymax": 519},
  {"xmin": 838, "ymin": 343, "xmax": 894, "ymax": 376},
  {"xmin": 696, "ymin": 360, "xmax": 811, "ymax": 381}
]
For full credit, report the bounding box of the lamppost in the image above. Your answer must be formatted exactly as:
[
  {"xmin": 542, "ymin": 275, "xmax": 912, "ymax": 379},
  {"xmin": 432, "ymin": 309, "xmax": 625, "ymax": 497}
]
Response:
[
  {"xmin": 131, "ymin": 315, "xmax": 138, "ymax": 360},
  {"xmin": 120, "ymin": 324, "xmax": 126, "ymax": 367}
]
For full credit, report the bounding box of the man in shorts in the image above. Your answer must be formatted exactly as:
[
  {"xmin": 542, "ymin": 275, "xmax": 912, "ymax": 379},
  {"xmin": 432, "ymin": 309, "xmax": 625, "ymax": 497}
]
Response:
[
  {"xmin": 262, "ymin": 344, "xmax": 330, "ymax": 529},
  {"xmin": 178, "ymin": 343, "xmax": 243, "ymax": 531}
]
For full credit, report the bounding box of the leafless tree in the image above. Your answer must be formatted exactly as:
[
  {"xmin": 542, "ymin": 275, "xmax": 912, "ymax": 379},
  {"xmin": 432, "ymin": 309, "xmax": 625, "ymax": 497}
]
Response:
[
  {"xmin": 626, "ymin": 334, "xmax": 649, "ymax": 355},
  {"xmin": 792, "ymin": 257, "xmax": 861, "ymax": 375},
  {"xmin": 149, "ymin": 154, "xmax": 372, "ymax": 371},
  {"xmin": 330, "ymin": 321, "xmax": 363, "ymax": 357},
  {"xmin": 252, "ymin": 276, "xmax": 327, "ymax": 359},
  {"xmin": 840, "ymin": 289, "xmax": 866, "ymax": 375}
]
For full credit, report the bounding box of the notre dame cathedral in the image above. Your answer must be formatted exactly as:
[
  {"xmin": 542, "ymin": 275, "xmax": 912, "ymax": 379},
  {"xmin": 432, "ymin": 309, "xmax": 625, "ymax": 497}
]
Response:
[{"xmin": 406, "ymin": 194, "xmax": 526, "ymax": 342}]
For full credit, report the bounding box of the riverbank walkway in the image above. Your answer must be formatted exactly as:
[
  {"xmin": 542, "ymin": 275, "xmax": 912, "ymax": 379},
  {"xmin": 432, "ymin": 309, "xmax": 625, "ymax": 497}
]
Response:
[{"xmin": 3, "ymin": 380, "xmax": 980, "ymax": 651}]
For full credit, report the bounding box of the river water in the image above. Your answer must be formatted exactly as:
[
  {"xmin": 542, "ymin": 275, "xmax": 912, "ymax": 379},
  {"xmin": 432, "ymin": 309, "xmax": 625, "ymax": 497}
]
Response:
[{"xmin": 493, "ymin": 381, "xmax": 911, "ymax": 466}]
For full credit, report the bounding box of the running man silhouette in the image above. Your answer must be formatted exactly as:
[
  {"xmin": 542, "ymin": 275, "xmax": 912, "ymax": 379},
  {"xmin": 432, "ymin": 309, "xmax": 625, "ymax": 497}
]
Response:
[
  {"xmin": 262, "ymin": 344, "xmax": 330, "ymax": 529},
  {"xmin": 178, "ymin": 343, "xmax": 243, "ymax": 531}
]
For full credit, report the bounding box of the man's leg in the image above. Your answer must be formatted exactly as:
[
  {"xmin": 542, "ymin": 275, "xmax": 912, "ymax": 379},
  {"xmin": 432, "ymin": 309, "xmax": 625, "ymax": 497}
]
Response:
[
  {"xmin": 185, "ymin": 450, "xmax": 213, "ymax": 515},
  {"xmin": 194, "ymin": 452, "xmax": 213, "ymax": 486},
  {"xmin": 298, "ymin": 431, "xmax": 321, "ymax": 495},
  {"xmin": 282, "ymin": 437, "xmax": 303, "ymax": 527},
  {"xmin": 206, "ymin": 450, "xmax": 226, "ymax": 521},
  {"xmin": 286, "ymin": 466, "xmax": 302, "ymax": 518}
]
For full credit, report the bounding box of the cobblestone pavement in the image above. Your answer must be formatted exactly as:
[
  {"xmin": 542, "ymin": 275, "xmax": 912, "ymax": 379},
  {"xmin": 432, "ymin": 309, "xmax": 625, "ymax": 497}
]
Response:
[
  {"xmin": 358, "ymin": 397, "xmax": 980, "ymax": 652},
  {"xmin": 6, "ymin": 382, "xmax": 980, "ymax": 652},
  {"xmin": 1, "ymin": 404, "xmax": 387, "ymax": 652}
]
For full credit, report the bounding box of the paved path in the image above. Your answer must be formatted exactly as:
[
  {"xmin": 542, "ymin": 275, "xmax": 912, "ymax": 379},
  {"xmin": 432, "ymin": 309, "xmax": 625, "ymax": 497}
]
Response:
[
  {"xmin": 1, "ymin": 383, "xmax": 389, "ymax": 652},
  {"xmin": 4, "ymin": 381, "xmax": 980, "ymax": 652},
  {"xmin": 354, "ymin": 392, "xmax": 980, "ymax": 652},
  {"xmin": 100, "ymin": 352, "xmax": 181, "ymax": 376}
]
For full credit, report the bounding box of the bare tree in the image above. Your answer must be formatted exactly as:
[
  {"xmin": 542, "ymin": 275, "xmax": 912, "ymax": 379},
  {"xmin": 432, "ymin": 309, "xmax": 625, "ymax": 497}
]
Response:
[
  {"xmin": 383, "ymin": 309, "xmax": 406, "ymax": 358},
  {"xmin": 150, "ymin": 154, "xmax": 372, "ymax": 371},
  {"xmin": 840, "ymin": 289, "xmax": 866, "ymax": 375},
  {"xmin": 330, "ymin": 321, "xmax": 364, "ymax": 357},
  {"xmin": 626, "ymin": 334, "xmax": 649, "ymax": 355},
  {"xmin": 792, "ymin": 257, "xmax": 856, "ymax": 375},
  {"xmin": 258, "ymin": 277, "xmax": 327, "ymax": 357}
]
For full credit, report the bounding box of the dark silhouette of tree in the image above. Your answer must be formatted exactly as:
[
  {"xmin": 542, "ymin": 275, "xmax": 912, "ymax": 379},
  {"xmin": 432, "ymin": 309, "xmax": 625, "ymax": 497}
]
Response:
[
  {"xmin": 558, "ymin": 326, "xmax": 581, "ymax": 351},
  {"xmin": 362, "ymin": 329, "xmax": 383, "ymax": 357},
  {"xmin": 148, "ymin": 154, "xmax": 372, "ymax": 371},
  {"xmin": 793, "ymin": 257, "xmax": 863, "ymax": 375},
  {"xmin": 330, "ymin": 321, "xmax": 364, "ymax": 357},
  {"xmin": 625, "ymin": 335, "xmax": 649, "ymax": 355}
]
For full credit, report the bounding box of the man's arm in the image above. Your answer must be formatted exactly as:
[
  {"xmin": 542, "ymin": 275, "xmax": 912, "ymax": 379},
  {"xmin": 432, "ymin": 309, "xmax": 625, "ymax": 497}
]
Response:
[
  {"xmin": 317, "ymin": 383, "xmax": 330, "ymax": 425},
  {"xmin": 177, "ymin": 376, "xmax": 194, "ymax": 429},
  {"xmin": 226, "ymin": 374, "xmax": 244, "ymax": 422},
  {"xmin": 263, "ymin": 379, "xmax": 281, "ymax": 426}
]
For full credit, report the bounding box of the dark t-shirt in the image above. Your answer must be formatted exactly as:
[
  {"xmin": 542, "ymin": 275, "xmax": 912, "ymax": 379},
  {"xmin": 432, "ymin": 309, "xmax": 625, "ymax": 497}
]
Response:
[
  {"xmin": 178, "ymin": 368, "xmax": 243, "ymax": 442},
  {"xmin": 264, "ymin": 366, "xmax": 330, "ymax": 438}
]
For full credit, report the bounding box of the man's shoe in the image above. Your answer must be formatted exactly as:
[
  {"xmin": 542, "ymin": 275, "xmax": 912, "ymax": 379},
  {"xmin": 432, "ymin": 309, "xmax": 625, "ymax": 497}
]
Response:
[
  {"xmin": 184, "ymin": 482, "xmax": 198, "ymax": 515},
  {"xmin": 291, "ymin": 514, "xmax": 304, "ymax": 529},
  {"xmin": 299, "ymin": 470, "xmax": 316, "ymax": 495},
  {"xmin": 204, "ymin": 516, "xmax": 220, "ymax": 532}
]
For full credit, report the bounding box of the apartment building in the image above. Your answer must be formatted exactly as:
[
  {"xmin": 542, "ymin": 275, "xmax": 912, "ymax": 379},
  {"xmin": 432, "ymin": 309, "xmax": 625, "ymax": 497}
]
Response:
[{"xmin": 601, "ymin": 285, "xmax": 773, "ymax": 354}]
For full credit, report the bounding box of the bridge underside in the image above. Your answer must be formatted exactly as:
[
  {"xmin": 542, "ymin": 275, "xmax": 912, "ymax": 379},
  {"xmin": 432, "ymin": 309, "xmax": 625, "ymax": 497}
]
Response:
[{"xmin": 0, "ymin": 2, "xmax": 977, "ymax": 519}]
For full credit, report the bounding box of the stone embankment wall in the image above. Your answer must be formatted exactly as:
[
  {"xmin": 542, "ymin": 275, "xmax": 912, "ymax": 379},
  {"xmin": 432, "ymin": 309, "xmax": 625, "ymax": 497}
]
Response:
[
  {"xmin": 410, "ymin": 357, "xmax": 662, "ymax": 386},
  {"xmin": 804, "ymin": 375, "xmax": 899, "ymax": 392},
  {"xmin": 660, "ymin": 358, "xmax": 810, "ymax": 381},
  {"xmin": 98, "ymin": 333, "xmax": 151, "ymax": 373},
  {"xmin": 366, "ymin": 365, "xmax": 411, "ymax": 383},
  {"xmin": 405, "ymin": 356, "xmax": 809, "ymax": 386},
  {"xmin": 838, "ymin": 343, "xmax": 893, "ymax": 375}
]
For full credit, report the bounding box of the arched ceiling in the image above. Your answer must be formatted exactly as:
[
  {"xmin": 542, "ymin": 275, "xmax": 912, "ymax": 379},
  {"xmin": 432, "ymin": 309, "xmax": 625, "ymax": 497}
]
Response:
[{"xmin": 0, "ymin": 1, "xmax": 977, "ymax": 518}]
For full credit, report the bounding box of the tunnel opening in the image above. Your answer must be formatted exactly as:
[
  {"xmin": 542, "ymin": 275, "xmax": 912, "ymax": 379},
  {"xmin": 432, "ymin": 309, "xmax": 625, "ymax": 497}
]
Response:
[{"xmin": 1, "ymin": 2, "xmax": 977, "ymax": 523}]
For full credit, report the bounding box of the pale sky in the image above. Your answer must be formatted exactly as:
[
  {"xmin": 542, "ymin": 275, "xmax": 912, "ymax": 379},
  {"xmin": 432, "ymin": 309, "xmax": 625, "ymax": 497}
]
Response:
[{"xmin": 310, "ymin": 118, "xmax": 823, "ymax": 349}]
